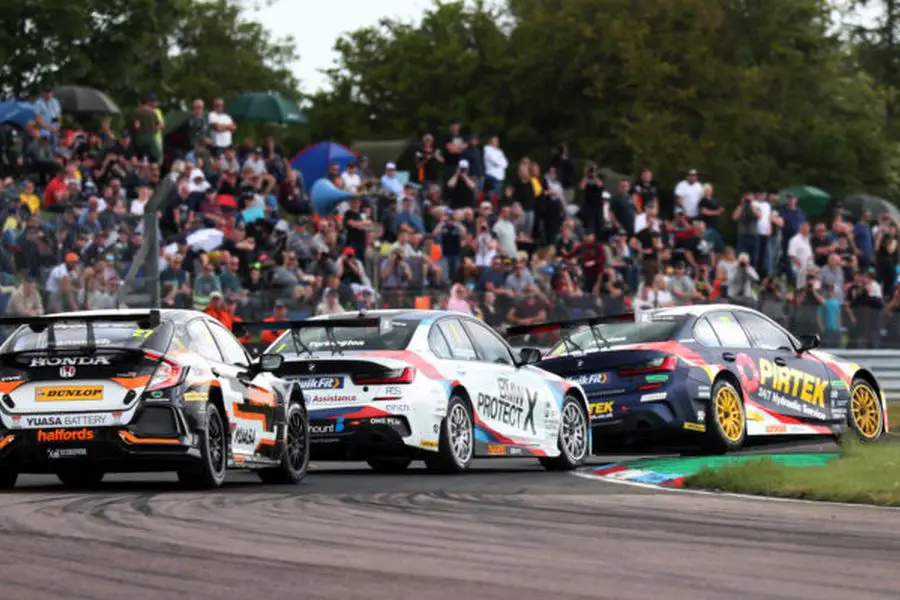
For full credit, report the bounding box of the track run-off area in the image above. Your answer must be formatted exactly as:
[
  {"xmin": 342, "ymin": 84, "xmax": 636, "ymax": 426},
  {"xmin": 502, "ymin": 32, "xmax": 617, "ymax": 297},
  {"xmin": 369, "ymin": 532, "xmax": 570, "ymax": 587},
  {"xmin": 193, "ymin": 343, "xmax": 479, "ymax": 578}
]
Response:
[{"xmin": 2, "ymin": 442, "xmax": 899, "ymax": 600}]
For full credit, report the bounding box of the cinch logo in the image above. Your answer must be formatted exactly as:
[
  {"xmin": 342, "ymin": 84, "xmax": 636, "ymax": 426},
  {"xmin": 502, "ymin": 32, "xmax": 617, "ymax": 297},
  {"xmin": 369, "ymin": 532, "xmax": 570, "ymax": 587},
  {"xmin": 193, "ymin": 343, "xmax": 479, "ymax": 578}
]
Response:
[{"xmin": 36, "ymin": 428, "xmax": 95, "ymax": 443}]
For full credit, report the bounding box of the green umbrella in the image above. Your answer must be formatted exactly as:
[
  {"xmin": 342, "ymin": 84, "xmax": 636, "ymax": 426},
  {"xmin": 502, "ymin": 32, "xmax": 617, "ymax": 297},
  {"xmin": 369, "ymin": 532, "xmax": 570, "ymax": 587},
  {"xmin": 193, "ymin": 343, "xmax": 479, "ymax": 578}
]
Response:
[
  {"xmin": 226, "ymin": 92, "xmax": 306, "ymax": 124},
  {"xmin": 777, "ymin": 185, "xmax": 831, "ymax": 220}
]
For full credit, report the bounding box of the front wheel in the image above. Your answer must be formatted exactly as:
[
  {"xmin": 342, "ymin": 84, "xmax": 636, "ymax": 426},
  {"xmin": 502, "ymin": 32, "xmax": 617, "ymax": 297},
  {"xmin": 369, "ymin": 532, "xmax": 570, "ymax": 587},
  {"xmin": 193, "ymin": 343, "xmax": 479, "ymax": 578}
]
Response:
[
  {"xmin": 703, "ymin": 379, "xmax": 746, "ymax": 454},
  {"xmin": 848, "ymin": 379, "xmax": 884, "ymax": 441},
  {"xmin": 178, "ymin": 402, "xmax": 228, "ymax": 489},
  {"xmin": 540, "ymin": 395, "xmax": 589, "ymax": 471},
  {"xmin": 57, "ymin": 469, "xmax": 104, "ymax": 489},
  {"xmin": 424, "ymin": 396, "xmax": 474, "ymax": 474},
  {"xmin": 258, "ymin": 403, "xmax": 310, "ymax": 485}
]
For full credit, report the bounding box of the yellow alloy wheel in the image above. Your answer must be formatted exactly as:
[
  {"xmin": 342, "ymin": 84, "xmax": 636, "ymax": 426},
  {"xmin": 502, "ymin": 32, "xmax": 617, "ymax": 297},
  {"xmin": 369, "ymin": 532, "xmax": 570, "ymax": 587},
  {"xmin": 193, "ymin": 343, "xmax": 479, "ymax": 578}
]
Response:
[
  {"xmin": 851, "ymin": 384, "xmax": 882, "ymax": 439},
  {"xmin": 715, "ymin": 386, "xmax": 744, "ymax": 442}
]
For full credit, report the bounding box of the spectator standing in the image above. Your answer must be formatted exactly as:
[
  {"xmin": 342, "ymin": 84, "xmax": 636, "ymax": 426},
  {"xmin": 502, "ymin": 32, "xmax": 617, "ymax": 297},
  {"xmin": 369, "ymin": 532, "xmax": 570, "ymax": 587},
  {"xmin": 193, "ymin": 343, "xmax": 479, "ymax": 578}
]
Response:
[
  {"xmin": 260, "ymin": 300, "xmax": 289, "ymax": 345},
  {"xmin": 131, "ymin": 96, "xmax": 160, "ymax": 163},
  {"xmin": 188, "ymin": 98, "xmax": 209, "ymax": 148},
  {"xmin": 415, "ymin": 133, "xmax": 443, "ymax": 186},
  {"xmin": 483, "ymin": 135, "xmax": 508, "ymax": 196},
  {"xmin": 380, "ymin": 162, "xmax": 404, "ymax": 199},
  {"xmin": 461, "ymin": 133, "xmax": 484, "ymax": 190},
  {"xmin": 854, "ymin": 209, "xmax": 874, "ymax": 269},
  {"xmin": 549, "ymin": 143, "xmax": 576, "ymax": 200},
  {"xmin": 441, "ymin": 119, "xmax": 466, "ymax": 181},
  {"xmin": 818, "ymin": 284, "xmax": 843, "ymax": 347},
  {"xmin": 674, "ymin": 168, "xmax": 703, "ymax": 218},
  {"xmin": 788, "ymin": 221, "xmax": 814, "ymax": 288},
  {"xmin": 147, "ymin": 92, "xmax": 164, "ymax": 157},
  {"xmin": 341, "ymin": 162, "xmax": 362, "ymax": 193},
  {"xmin": 578, "ymin": 163, "xmax": 605, "ymax": 237},
  {"xmin": 755, "ymin": 190, "xmax": 772, "ymax": 277},
  {"xmin": 208, "ymin": 98, "xmax": 236, "ymax": 156},
  {"xmin": 33, "ymin": 87, "xmax": 62, "ymax": 143},
  {"xmin": 819, "ymin": 253, "xmax": 846, "ymax": 301},
  {"xmin": 697, "ymin": 183, "xmax": 723, "ymax": 233},
  {"xmin": 811, "ymin": 222, "xmax": 837, "ymax": 268},
  {"xmin": 733, "ymin": 193, "xmax": 760, "ymax": 266},
  {"xmin": 446, "ymin": 159, "xmax": 476, "ymax": 209}
]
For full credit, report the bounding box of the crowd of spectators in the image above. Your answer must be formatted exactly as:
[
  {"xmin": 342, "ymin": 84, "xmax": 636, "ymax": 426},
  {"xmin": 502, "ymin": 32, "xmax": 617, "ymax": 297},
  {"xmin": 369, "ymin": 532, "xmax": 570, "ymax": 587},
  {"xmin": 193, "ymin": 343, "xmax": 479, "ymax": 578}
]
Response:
[{"xmin": 1, "ymin": 92, "xmax": 899, "ymax": 349}]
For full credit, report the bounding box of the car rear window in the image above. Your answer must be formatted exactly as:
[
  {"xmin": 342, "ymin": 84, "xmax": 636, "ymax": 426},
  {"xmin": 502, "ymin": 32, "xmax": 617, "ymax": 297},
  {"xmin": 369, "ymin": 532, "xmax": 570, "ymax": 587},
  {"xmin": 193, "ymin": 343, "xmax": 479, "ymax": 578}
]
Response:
[
  {"xmin": 266, "ymin": 319, "xmax": 420, "ymax": 354},
  {"xmin": 2, "ymin": 322, "xmax": 173, "ymax": 354},
  {"xmin": 546, "ymin": 317, "xmax": 686, "ymax": 356}
]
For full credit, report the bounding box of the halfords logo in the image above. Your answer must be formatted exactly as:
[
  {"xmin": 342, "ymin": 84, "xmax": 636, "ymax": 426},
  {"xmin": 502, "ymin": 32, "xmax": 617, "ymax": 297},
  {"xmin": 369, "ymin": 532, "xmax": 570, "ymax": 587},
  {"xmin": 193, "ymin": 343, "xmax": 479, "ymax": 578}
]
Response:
[
  {"xmin": 36, "ymin": 428, "xmax": 95, "ymax": 443},
  {"xmin": 29, "ymin": 356, "xmax": 111, "ymax": 367}
]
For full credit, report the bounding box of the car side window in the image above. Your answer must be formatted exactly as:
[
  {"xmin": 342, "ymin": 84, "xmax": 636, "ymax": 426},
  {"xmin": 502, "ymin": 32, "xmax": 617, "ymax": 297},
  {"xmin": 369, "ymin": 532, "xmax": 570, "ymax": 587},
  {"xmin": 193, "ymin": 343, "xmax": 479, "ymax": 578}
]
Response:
[
  {"xmin": 186, "ymin": 320, "xmax": 224, "ymax": 362},
  {"xmin": 428, "ymin": 325, "xmax": 452, "ymax": 359},
  {"xmin": 437, "ymin": 319, "xmax": 478, "ymax": 361},
  {"xmin": 692, "ymin": 317, "xmax": 721, "ymax": 347},
  {"xmin": 207, "ymin": 321, "xmax": 250, "ymax": 367},
  {"xmin": 462, "ymin": 319, "xmax": 514, "ymax": 365},
  {"xmin": 734, "ymin": 311, "xmax": 794, "ymax": 351},
  {"xmin": 707, "ymin": 311, "xmax": 751, "ymax": 348}
]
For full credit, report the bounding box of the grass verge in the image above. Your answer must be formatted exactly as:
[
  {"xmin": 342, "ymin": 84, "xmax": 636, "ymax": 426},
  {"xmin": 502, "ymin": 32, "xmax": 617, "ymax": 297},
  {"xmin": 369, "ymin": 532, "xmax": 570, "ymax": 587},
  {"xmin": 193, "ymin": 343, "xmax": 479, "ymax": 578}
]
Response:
[{"xmin": 683, "ymin": 439, "xmax": 900, "ymax": 506}]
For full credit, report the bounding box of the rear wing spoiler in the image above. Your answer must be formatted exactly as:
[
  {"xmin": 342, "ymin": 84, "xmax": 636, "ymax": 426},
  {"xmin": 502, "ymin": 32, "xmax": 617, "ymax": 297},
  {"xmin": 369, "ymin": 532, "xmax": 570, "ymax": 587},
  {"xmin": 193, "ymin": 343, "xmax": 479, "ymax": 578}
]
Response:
[
  {"xmin": 505, "ymin": 312, "xmax": 635, "ymax": 338},
  {"xmin": 233, "ymin": 317, "xmax": 382, "ymax": 336},
  {"xmin": 233, "ymin": 317, "xmax": 384, "ymax": 356},
  {"xmin": 0, "ymin": 310, "xmax": 161, "ymax": 331},
  {"xmin": 0, "ymin": 310, "xmax": 162, "ymax": 353}
]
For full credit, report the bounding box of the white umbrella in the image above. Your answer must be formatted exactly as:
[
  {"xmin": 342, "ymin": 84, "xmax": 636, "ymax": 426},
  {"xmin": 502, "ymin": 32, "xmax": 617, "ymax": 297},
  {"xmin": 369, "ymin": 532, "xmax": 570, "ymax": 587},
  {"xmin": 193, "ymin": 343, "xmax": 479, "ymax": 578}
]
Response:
[{"xmin": 186, "ymin": 228, "xmax": 225, "ymax": 252}]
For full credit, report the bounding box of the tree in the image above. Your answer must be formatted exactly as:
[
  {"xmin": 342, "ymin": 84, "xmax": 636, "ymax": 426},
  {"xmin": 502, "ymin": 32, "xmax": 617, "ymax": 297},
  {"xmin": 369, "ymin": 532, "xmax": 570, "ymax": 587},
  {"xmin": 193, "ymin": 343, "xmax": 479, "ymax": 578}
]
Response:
[{"xmin": 306, "ymin": 0, "xmax": 513, "ymax": 143}]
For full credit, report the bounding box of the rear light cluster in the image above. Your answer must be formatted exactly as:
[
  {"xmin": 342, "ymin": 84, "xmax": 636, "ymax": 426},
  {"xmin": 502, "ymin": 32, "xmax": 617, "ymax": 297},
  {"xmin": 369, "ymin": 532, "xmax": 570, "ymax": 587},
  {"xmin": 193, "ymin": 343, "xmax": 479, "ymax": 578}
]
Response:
[
  {"xmin": 144, "ymin": 351, "xmax": 187, "ymax": 391},
  {"xmin": 352, "ymin": 367, "xmax": 416, "ymax": 386},
  {"xmin": 618, "ymin": 356, "xmax": 677, "ymax": 377}
]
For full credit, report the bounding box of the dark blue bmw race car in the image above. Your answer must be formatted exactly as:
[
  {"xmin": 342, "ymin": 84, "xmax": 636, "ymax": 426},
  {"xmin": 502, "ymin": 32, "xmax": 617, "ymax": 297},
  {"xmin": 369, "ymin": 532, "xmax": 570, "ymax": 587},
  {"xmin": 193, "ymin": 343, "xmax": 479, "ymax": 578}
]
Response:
[{"xmin": 507, "ymin": 305, "xmax": 889, "ymax": 454}]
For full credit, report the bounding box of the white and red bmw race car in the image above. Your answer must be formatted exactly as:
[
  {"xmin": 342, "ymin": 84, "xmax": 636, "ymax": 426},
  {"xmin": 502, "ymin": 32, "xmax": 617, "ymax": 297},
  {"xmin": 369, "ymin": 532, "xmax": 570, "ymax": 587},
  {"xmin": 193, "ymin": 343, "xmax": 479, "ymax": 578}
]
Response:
[{"xmin": 238, "ymin": 310, "xmax": 590, "ymax": 473}]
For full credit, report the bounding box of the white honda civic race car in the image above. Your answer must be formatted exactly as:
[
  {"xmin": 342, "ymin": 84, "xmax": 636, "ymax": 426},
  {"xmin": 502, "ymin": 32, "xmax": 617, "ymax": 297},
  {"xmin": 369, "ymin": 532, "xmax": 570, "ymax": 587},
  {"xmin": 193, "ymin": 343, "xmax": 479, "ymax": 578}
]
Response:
[{"xmin": 238, "ymin": 310, "xmax": 591, "ymax": 473}]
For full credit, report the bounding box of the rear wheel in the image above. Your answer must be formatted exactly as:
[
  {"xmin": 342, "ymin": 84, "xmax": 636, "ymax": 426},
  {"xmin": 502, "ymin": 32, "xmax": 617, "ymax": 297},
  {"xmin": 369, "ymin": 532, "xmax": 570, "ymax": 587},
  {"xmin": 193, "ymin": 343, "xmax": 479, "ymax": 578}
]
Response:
[
  {"xmin": 366, "ymin": 457, "xmax": 412, "ymax": 473},
  {"xmin": 258, "ymin": 403, "xmax": 310, "ymax": 484},
  {"xmin": 540, "ymin": 395, "xmax": 589, "ymax": 471},
  {"xmin": 848, "ymin": 379, "xmax": 884, "ymax": 441},
  {"xmin": 425, "ymin": 396, "xmax": 474, "ymax": 474},
  {"xmin": 703, "ymin": 379, "xmax": 746, "ymax": 453},
  {"xmin": 57, "ymin": 469, "xmax": 105, "ymax": 489},
  {"xmin": 178, "ymin": 402, "xmax": 227, "ymax": 489}
]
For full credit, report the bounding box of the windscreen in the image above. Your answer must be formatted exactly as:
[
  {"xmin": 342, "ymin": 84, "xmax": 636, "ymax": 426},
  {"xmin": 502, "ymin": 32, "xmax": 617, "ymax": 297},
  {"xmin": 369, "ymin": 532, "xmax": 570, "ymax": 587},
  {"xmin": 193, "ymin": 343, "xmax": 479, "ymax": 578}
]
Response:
[
  {"xmin": 267, "ymin": 319, "xmax": 420, "ymax": 354},
  {"xmin": 546, "ymin": 317, "xmax": 686, "ymax": 357},
  {"xmin": 1, "ymin": 322, "xmax": 173, "ymax": 354}
]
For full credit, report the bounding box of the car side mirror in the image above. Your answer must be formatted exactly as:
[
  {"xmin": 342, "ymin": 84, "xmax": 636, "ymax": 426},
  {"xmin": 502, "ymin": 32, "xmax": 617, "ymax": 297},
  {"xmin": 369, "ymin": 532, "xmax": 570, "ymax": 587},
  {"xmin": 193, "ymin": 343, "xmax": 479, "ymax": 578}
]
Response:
[
  {"xmin": 517, "ymin": 347, "xmax": 543, "ymax": 367},
  {"xmin": 258, "ymin": 353, "xmax": 284, "ymax": 372},
  {"xmin": 797, "ymin": 333, "xmax": 821, "ymax": 353}
]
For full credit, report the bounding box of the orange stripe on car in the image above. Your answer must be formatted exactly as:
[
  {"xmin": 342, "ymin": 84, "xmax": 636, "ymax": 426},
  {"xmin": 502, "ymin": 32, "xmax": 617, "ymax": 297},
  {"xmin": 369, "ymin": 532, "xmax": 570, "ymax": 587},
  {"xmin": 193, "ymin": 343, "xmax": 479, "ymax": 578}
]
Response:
[
  {"xmin": 112, "ymin": 376, "xmax": 152, "ymax": 390},
  {"xmin": 0, "ymin": 381, "xmax": 25, "ymax": 394},
  {"xmin": 248, "ymin": 387, "xmax": 276, "ymax": 407},
  {"xmin": 255, "ymin": 438, "xmax": 275, "ymax": 452},
  {"xmin": 118, "ymin": 430, "xmax": 182, "ymax": 445},
  {"xmin": 233, "ymin": 402, "xmax": 267, "ymax": 425},
  {"xmin": 0, "ymin": 434, "xmax": 15, "ymax": 450}
]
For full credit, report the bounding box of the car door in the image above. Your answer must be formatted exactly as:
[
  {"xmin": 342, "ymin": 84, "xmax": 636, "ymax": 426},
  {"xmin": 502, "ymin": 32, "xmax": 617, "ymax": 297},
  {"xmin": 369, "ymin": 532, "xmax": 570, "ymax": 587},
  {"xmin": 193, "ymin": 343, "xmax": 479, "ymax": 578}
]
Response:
[
  {"xmin": 704, "ymin": 310, "xmax": 764, "ymax": 408},
  {"xmin": 458, "ymin": 318, "xmax": 548, "ymax": 449},
  {"xmin": 733, "ymin": 310, "xmax": 832, "ymax": 425},
  {"xmin": 205, "ymin": 319, "xmax": 280, "ymax": 456}
]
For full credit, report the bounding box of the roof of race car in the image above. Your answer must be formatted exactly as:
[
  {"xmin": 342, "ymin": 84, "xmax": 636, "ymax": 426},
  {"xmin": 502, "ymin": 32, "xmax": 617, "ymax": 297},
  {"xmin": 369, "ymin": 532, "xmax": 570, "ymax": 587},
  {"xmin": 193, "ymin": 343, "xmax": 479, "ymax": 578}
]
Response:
[{"xmin": 641, "ymin": 304, "xmax": 758, "ymax": 320}]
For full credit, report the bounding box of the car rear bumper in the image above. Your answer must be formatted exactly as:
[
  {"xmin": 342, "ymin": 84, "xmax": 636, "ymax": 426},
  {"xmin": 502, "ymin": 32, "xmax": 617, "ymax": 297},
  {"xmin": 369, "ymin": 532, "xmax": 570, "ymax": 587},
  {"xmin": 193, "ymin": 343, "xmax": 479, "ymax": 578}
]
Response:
[
  {"xmin": 309, "ymin": 414, "xmax": 422, "ymax": 460},
  {"xmin": 0, "ymin": 404, "xmax": 202, "ymax": 474}
]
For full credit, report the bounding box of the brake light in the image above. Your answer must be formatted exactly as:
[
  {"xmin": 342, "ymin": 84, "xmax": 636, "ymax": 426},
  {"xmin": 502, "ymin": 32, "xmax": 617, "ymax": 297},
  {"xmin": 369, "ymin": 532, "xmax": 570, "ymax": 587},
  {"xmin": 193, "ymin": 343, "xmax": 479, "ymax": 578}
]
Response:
[
  {"xmin": 145, "ymin": 351, "xmax": 186, "ymax": 391},
  {"xmin": 352, "ymin": 367, "xmax": 416, "ymax": 386},
  {"xmin": 618, "ymin": 356, "xmax": 677, "ymax": 376}
]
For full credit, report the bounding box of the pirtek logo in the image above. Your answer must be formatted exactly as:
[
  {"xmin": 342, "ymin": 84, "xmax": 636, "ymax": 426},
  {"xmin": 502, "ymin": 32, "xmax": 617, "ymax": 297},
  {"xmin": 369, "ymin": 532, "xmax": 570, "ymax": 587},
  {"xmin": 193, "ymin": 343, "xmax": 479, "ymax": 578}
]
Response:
[
  {"xmin": 36, "ymin": 428, "xmax": 95, "ymax": 443},
  {"xmin": 29, "ymin": 357, "xmax": 111, "ymax": 368}
]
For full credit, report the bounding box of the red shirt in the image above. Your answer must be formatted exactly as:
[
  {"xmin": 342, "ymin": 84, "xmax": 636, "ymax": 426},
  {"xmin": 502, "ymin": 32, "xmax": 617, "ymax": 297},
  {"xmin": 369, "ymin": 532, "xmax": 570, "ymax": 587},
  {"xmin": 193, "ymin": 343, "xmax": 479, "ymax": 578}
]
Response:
[{"xmin": 43, "ymin": 176, "xmax": 67, "ymax": 207}]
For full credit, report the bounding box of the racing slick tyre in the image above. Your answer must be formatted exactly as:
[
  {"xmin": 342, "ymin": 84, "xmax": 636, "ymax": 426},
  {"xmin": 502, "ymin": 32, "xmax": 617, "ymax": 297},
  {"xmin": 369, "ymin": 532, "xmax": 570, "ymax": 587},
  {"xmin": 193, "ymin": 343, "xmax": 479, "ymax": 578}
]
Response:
[
  {"xmin": 366, "ymin": 457, "xmax": 413, "ymax": 473},
  {"xmin": 425, "ymin": 395, "xmax": 474, "ymax": 474},
  {"xmin": 56, "ymin": 469, "xmax": 105, "ymax": 489},
  {"xmin": 178, "ymin": 402, "xmax": 228, "ymax": 489},
  {"xmin": 703, "ymin": 379, "xmax": 747, "ymax": 454},
  {"xmin": 847, "ymin": 378, "xmax": 884, "ymax": 442},
  {"xmin": 258, "ymin": 402, "xmax": 310, "ymax": 485},
  {"xmin": 540, "ymin": 395, "xmax": 589, "ymax": 471}
]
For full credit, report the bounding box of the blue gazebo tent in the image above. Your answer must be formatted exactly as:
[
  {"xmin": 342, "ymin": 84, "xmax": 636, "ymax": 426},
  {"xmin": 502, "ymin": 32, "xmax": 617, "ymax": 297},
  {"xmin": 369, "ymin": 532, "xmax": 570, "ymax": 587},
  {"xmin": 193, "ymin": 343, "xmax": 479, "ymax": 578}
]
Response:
[{"xmin": 289, "ymin": 142, "xmax": 357, "ymax": 192}]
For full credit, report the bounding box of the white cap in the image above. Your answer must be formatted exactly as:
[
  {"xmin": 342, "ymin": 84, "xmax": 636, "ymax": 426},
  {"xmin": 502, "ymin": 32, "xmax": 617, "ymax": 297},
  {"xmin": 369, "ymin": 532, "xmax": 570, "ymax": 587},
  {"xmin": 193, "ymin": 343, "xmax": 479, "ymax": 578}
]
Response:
[
  {"xmin": 459, "ymin": 159, "xmax": 470, "ymax": 169},
  {"xmin": 386, "ymin": 162, "xmax": 396, "ymax": 170}
]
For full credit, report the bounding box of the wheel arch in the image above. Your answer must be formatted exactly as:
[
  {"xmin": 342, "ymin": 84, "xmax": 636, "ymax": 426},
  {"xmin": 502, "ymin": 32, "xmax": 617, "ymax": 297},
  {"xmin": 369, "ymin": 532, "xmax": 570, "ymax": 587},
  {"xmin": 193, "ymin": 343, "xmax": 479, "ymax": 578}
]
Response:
[
  {"xmin": 450, "ymin": 383, "xmax": 473, "ymax": 411},
  {"xmin": 715, "ymin": 369, "xmax": 744, "ymax": 401},
  {"xmin": 852, "ymin": 369, "xmax": 882, "ymax": 405},
  {"xmin": 207, "ymin": 384, "xmax": 228, "ymax": 428},
  {"xmin": 564, "ymin": 385, "xmax": 590, "ymax": 420},
  {"xmin": 287, "ymin": 382, "xmax": 306, "ymax": 409}
]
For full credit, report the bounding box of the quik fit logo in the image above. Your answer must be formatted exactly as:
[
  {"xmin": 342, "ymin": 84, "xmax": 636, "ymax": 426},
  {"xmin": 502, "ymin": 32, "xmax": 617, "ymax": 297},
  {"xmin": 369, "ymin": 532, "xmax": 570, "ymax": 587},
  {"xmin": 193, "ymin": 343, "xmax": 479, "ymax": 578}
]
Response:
[{"xmin": 476, "ymin": 378, "xmax": 537, "ymax": 434}]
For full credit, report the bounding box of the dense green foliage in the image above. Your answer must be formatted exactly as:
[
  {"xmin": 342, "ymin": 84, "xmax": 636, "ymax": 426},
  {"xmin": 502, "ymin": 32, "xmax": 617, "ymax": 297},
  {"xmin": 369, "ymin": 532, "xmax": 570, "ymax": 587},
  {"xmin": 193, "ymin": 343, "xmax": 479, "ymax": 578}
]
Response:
[{"xmin": 2, "ymin": 0, "xmax": 899, "ymax": 201}]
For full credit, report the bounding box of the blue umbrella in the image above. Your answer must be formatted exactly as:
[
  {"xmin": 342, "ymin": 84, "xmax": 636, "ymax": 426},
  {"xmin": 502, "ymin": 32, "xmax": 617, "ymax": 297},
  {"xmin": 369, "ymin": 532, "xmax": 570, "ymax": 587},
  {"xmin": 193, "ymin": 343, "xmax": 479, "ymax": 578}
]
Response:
[{"xmin": 0, "ymin": 101, "xmax": 37, "ymax": 127}]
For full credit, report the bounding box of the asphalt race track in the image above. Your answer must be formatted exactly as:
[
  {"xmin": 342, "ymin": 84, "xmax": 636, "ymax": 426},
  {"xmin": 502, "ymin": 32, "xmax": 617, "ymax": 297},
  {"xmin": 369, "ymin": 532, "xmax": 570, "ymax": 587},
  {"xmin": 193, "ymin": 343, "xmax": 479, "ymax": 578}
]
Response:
[{"xmin": 3, "ymin": 443, "xmax": 899, "ymax": 600}]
